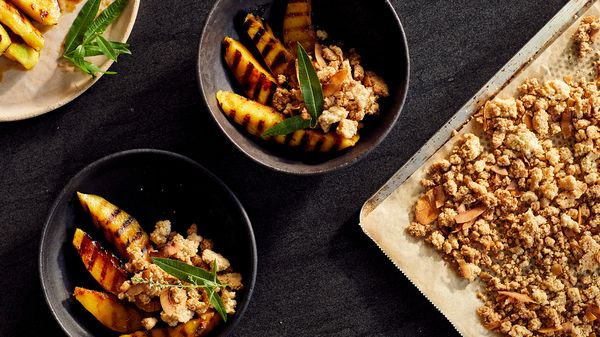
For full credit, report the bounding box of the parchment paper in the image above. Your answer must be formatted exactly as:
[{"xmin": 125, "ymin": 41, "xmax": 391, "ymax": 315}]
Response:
[
  {"xmin": 360, "ymin": 2, "xmax": 600, "ymax": 336},
  {"xmin": 0, "ymin": 0, "xmax": 139, "ymax": 121}
]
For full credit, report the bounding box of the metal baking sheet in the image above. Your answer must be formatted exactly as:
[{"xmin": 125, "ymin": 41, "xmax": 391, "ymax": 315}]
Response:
[{"xmin": 360, "ymin": 0, "xmax": 594, "ymax": 222}]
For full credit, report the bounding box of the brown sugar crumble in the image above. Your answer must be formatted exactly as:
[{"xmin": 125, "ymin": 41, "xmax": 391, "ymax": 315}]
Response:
[
  {"xmin": 409, "ymin": 77, "xmax": 599, "ymax": 337},
  {"xmin": 118, "ymin": 221, "xmax": 242, "ymax": 328},
  {"xmin": 272, "ymin": 30, "xmax": 389, "ymax": 139},
  {"xmin": 574, "ymin": 16, "xmax": 600, "ymax": 58}
]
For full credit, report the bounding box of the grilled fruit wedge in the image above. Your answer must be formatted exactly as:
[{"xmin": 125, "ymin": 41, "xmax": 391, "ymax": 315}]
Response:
[
  {"xmin": 120, "ymin": 311, "xmax": 220, "ymax": 337},
  {"xmin": 216, "ymin": 91, "xmax": 359, "ymax": 151},
  {"xmin": 72, "ymin": 228, "xmax": 128, "ymax": 295},
  {"xmin": 10, "ymin": 0, "xmax": 60, "ymax": 25},
  {"xmin": 0, "ymin": 0, "xmax": 43, "ymax": 50},
  {"xmin": 283, "ymin": 0, "xmax": 315, "ymax": 54},
  {"xmin": 0, "ymin": 24, "xmax": 10, "ymax": 55},
  {"xmin": 74, "ymin": 287, "xmax": 146, "ymax": 333},
  {"xmin": 4, "ymin": 41, "xmax": 39, "ymax": 69},
  {"xmin": 77, "ymin": 192, "xmax": 151, "ymax": 262},
  {"xmin": 223, "ymin": 36, "xmax": 278, "ymax": 105},
  {"xmin": 244, "ymin": 13, "xmax": 294, "ymax": 78}
]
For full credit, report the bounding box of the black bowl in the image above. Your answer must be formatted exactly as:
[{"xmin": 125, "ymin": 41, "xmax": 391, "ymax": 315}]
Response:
[
  {"xmin": 39, "ymin": 149, "xmax": 257, "ymax": 337},
  {"xmin": 198, "ymin": 0, "xmax": 409, "ymax": 175}
]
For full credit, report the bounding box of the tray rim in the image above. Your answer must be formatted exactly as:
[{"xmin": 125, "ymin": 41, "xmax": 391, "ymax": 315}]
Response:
[
  {"xmin": 360, "ymin": 0, "xmax": 596, "ymax": 223},
  {"xmin": 359, "ymin": 0, "xmax": 597, "ymax": 336}
]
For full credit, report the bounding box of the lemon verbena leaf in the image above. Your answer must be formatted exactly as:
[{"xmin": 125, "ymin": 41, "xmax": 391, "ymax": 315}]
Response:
[
  {"xmin": 262, "ymin": 115, "xmax": 312, "ymax": 137},
  {"xmin": 296, "ymin": 42, "xmax": 323, "ymax": 127},
  {"xmin": 83, "ymin": 0, "xmax": 129, "ymax": 44},
  {"xmin": 63, "ymin": 0, "xmax": 101, "ymax": 54}
]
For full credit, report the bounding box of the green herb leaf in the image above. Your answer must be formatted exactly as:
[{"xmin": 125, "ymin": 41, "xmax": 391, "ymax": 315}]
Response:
[
  {"xmin": 83, "ymin": 41, "xmax": 131, "ymax": 57},
  {"xmin": 64, "ymin": 0, "xmax": 101, "ymax": 54},
  {"xmin": 152, "ymin": 257, "xmax": 217, "ymax": 283},
  {"xmin": 296, "ymin": 42, "xmax": 323, "ymax": 127},
  {"xmin": 83, "ymin": 0, "xmax": 129, "ymax": 44},
  {"xmin": 152, "ymin": 258, "xmax": 228, "ymax": 322},
  {"xmin": 262, "ymin": 115, "xmax": 312, "ymax": 137},
  {"xmin": 95, "ymin": 35, "xmax": 117, "ymax": 61}
]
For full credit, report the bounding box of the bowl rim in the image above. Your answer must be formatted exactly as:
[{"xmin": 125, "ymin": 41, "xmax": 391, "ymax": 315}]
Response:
[
  {"xmin": 39, "ymin": 148, "xmax": 257, "ymax": 337},
  {"xmin": 196, "ymin": 0, "xmax": 410, "ymax": 176}
]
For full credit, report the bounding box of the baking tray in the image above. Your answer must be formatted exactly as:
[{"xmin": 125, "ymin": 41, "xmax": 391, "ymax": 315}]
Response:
[
  {"xmin": 360, "ymin": 0, "xmax": 594, "ymax": 221},
  {"xmin": 359, "ymin": 0, "xmax": 596, "ymax": 335}
]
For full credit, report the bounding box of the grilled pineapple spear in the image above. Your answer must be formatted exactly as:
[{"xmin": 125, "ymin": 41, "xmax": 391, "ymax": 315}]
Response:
[
  {"xmin": 72, "ymin": 228, "xmax": 129, "ymax": 295},
  {"xmin": 3, "ymin": 40, "xmax": 39, "ymax": 69},
  {"xmin": 10, "ymin": 0, "xmax": 61, "ymax": 25},
  {"xmin": 283, "ymin": 0, "xmax": 315, "ymax": 54},
  {"xmin": 0, "ymin": 23, "xmax": 10, "ymax": 55},
  {"xmin": 77, "ymin": 192, "xmax": 151, "ymax": 262},
  {"xmin": 0, "ymin": 0, "xmax": 43, "ymax": 50},
  {"xmin": 244, "ymin": 13, "xmax": 294, "ymax": 79},
  {"xmin": 223, "ymin": 36, "xmax": 278, "ymax": 105},
  {"xmin": 74, "ymin": 287, "xmax": 146, "ymax": 333},
  {"xmin": 216, "ymin": 90, "xmax": 359, "ymax": 152},
  {"xmin": 120, "ymin": 312, "xmax": 220, "ymax": 337}
]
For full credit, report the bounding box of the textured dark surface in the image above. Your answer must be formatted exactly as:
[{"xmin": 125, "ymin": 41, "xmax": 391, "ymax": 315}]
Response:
[{"xmin": 0, "ymin": 0, "xmax": 566, "ymax": 336}]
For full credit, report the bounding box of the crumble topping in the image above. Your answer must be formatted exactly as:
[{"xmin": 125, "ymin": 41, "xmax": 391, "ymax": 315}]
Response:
[
  {"xmin": 118, "ymin": 222, "xmax": 242, "ymax": 327},
  {"xmin": 574, "ymin": 16, "xmax": 600, "ymax": 58},
  {"xmin": 272, "ymin": 30, "xmax": 389, "ymax": 139},
  {"xmin": 409, "ymin": 77, "xmax": 599, "ymax": 336}
]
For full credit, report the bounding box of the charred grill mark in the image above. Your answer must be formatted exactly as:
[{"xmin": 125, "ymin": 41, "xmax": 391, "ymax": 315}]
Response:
[
  {"xmin": 231, "ymin": 50, "xmax": 242, "ymax": 72},
  {"xmin": 114, "ymin": 216, "xmax": 134, "ymax": 238},
  {"xmin": 298, "ymin": 132, "xmax": 310, "ymax": 149},
  {"xmin": 228, "ymin": 109, "xmax": 237, "ymax": 120},
  {"xmin": 252, "ymin": 73, "xmax": 267, "ymax": 100},
  {"xmin": 314, "ymin": 138, "xmax": 324, "ymax": 152},
  {"xmin": 126, "ymin": 230, "xmax": 143, "ymax": 248},
  {"xmin": 261, "ymin": 42, "xmax": 273, "ymax": 59},
  {"xmin": 271, "ymin": 51, "xmax": 288, "ymax": 71},
  {"xmin": 256, "ymin": 120, "xmax": 265, "ymax": 134},
  {"xmin": 99, "ymin": 253, "xmax": 109, "ymax": 284},
  {"xmin": 284, "ymin": 132, "xmax": 294, "ymax": 145},
  {"xmin": 251, "ymin": 26, "xmax": 266, "ymax": 45},
  {"xmin": 242, "ymin": 63, "xmax": 256, "ymax": 94},
  {"xmin": 241, "ymin": 114, "xmax": 251, "ymax": 130},
  {"xmin": 105, "ymin": 206, "xmax": 122, "ymax": 227}
]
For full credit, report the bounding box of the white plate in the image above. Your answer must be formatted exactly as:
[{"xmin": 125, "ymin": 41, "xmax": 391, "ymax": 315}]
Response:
[{"xmin": 0, "ymin": 0, "xmax": 140, "ymax": 121}]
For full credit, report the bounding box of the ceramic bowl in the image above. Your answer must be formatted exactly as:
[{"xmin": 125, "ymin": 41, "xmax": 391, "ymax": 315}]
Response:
[
  {"xmin": 198, "ymin": 0, "xmax": 409, "ymax": 174},
  {"xmin": 39, "ymin": 149, "xmax": 257, "ymax": 337}
]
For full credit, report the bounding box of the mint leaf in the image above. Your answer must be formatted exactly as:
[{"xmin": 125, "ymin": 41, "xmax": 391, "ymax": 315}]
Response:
[{"xmin": 262, "ymin": 115, "xmax": 312, "ymax": 137}]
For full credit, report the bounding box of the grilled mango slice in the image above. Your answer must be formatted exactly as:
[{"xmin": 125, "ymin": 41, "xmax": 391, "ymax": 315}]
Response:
[
  {"xmin": 120, "ymin": 311, "xmax": 220, "ymax": 337},
  {"xmin": 74, "ymin": 287, "xmax": 145, "ymax": 333},
  {"xmin": 4, "ymin": 40, "xmax": 39, "ymax": 69},
  {"xmin": 10, "ymin": 0, "xmax": 60, "ymax": 25},
  {"xmin": 77, "ymin": 192, "xmax": 151, "ymax": 262},
  {"xmin": 0, "ymin": 23, "xmax": 10, "ymax": 55},
  {"xmin": 283, "ymin": 0, "xmax": 315, "ymax": 54},
  {"xmin": 0, "ymin": 0, "xmax": 43, "ymax": 50},
  {"xmin": 216, "ymin": 90, "xmax": 359, "ymax": 152},
  {"xmin": 244, "ymin": 13, "xmax": 294, "ymax": 78},
  {"xmin": 72, "ymin": 228, "xmax": 128, "ymax": 295},
  {"xmin": 223, "ymin": 36, "xmax": 278, "ymax": 105}
]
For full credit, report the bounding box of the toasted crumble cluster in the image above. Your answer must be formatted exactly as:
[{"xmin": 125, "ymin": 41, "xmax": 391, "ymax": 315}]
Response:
[
  {"xmin": 271, "ymin": 30, "xmax": 389, "ymax": 139},
  {"xmin": 574, "ymin": 16, "xmax": 600, "ymax": 58},
  {"xmin": 409, "ymin": 77, "xmax": 599, "ymax": 337},
  {"xmin": 118, "ymin": 221, "xmax": 243, "ymax": 328}
]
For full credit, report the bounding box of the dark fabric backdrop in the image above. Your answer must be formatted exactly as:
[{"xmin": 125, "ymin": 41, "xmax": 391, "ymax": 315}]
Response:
[{"xmin": 0, "ymin": 0, "xmax": 566, "ymax": 336}]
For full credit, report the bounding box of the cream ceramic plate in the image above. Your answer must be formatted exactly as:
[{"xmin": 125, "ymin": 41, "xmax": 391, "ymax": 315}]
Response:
[{"xmin": 0, "ymin": 0, "xmax": 140, "ymax": 121}]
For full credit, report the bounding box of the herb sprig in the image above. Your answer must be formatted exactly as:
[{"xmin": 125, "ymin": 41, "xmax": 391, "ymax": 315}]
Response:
[
  {"xmin": 262, "ymin": 42, "xmax": 324, "ymax": 137},
  {"xmin": 151, "ymin": 257, "xmax": 229, "ymax": 322},
  {"xmin": 63, "ymin": 0, "xmax": 131, "ymax": 77}
]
